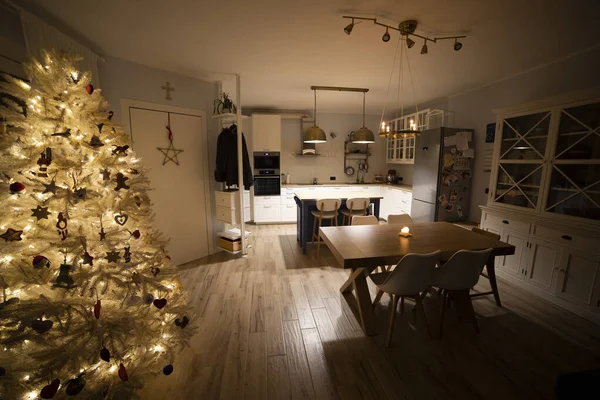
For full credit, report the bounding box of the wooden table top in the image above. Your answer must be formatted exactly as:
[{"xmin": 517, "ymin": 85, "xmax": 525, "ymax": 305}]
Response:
[
  {"xmin": 294, "ymin": 190, "xmax": 383, "ymax": 201},
  {"xmin": 320, "ymin": 222, "xmax": 516, "ymax": 269}
]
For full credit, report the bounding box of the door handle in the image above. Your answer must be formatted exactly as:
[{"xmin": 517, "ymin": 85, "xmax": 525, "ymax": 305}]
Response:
[
  {"xmin": 561, "ymin": 235, "xmax": 572, "ymax": 241},
  {"xmin": 502, "ymin": 220, "xmax": 509, "ymax": 224}
]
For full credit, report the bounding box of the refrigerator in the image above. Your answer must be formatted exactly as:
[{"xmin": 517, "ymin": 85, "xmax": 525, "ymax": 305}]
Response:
[{"xmin": 411, "ymin": 127, "xmax": 474, "ymax": 223}]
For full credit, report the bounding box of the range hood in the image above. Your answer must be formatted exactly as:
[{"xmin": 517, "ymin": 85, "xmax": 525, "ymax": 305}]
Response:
[{"xmin": 297, "ymin": 118, "xmax": 320, "ymax": 156}]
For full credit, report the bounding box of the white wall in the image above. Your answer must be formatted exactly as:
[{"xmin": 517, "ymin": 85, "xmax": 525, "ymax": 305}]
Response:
[
  {"xmin": 279, "ymin": 113, "xmax": 388, "ymax": 184},
  {"xmin": 99, "ymin": 57, "xmax": 221, "ymax": 254},
  {"xmin": 448, "ymin": 47, "xmax": 600, "ymax": 221}
]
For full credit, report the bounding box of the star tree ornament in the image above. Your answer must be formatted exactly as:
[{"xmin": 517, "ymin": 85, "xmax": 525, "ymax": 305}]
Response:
[{"xmin": 0, "ymin": 50, "xmax": 193, "ymax": 399}]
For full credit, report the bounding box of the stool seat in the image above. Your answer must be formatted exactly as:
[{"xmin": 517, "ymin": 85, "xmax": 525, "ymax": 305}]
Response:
[{"xmin": 311, "ymin": 210, "xmax": 338, "ymax": 218}]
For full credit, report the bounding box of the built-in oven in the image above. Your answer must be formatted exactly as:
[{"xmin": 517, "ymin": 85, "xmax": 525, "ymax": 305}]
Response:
[{"xmin": 253, "ymin": 152, "xmax": 281, "ymax": 196}]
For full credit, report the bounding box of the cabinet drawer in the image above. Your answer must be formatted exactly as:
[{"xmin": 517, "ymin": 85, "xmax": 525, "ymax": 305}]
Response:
[
  {"xmin": 282, "ymin": 196, "xmax": 296, "ymax": 206},
  {"xmin": 254, "ymin": 204, "xmax": 281, "ymax": 222},
  {"xmin": 533, "ymin": 224, "xmax": 599, "ymax": 251},
  {"xmin": 485, "ymin": 213, "xmax": 530, "ymax": 234},
  {"xmin": 281, "ymin": 204, "xmax": 297, "ymax": 222},
  {"xmin": 215, "ymin": 191, "xmax": 250, "ymax": 209},
  {"xmin": 216, "ymin": 206, "xmax": 250, "ymax": 224},
  {"xmin": 253, "ymin": 195, "xmax": 281, "ymax": 206}
]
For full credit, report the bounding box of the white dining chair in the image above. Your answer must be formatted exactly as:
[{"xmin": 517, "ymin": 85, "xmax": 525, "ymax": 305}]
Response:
[
  {"xmin": 387, "ymin": 214, "xmax": 413, "ymax": 224},
  {"xmin": 432, "ymin": 248, "xmax": 493, "ymax": 338},
  {"xmin": 341, "ymin": 197, "xmax": 369, "ymax": 225},
  {"xmin": 311, "ymin": 198, "xmax": 341, "ymax": 258},
  {"xmin": 369, "ymin": 250, "xmax": 441, "ymax": 346},
  {"xmin": 351, "ymin": 215, "xmax": 378, "ymax": 225}
]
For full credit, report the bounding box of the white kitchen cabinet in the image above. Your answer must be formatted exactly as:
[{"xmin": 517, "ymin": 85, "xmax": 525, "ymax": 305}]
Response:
[
  {"xmin": 215, "ymin": 191, "xmax": 250, "ymax": 224},
  {"xmin": 251, "ymin": 114, "xmax": 281, "ymax": 152},
  {"xmin": 525, "ymin": 238, "xmax": 561, "ymax": 291},
  {"xmin": 498, "ymin": 229, "xmax": 529, "ymax": 278},
  {"xmin": 555, "ymin": 247, "xmax": 600, "ymax": 312}
]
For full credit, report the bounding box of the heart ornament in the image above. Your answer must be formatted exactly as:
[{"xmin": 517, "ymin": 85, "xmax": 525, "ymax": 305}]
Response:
[
  {"xmin": 114, "ymin": 213, "xmax": 128, "ymax": 226},
  {"xmin": 153, "ymin": 298, "xmax": 167, "ymax": 309}
]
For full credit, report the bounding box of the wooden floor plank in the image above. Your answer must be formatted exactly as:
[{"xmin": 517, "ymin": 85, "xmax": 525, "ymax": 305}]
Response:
[
  {"xmin": 268, "ymin": 355, "xmax": 292, "ymax": 400},
  {"xmin": 244, "ymin": 332, "xmax": 268, "ymax": 400},
  {"xmin": 301, "ymin": 328, "xmax": 340, "ymax": 400},
  {"xmin": 290, "ymin": 281, "xmax": 317, "ymax": 329},
  {"xmin": 284, "ymin": 320, "xmax": 316, "ymax": 400}
]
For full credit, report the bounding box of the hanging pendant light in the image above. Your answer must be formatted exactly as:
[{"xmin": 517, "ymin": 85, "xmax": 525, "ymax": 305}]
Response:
[
  {"xmin": 352, "ymin": 92, "xmax": 375, "ymax": 143},
  {"xmin": 304, "ymin": 89, "xmax": 327, "ymax": 143},
  {"xmin": 379, "ymin": 35, "xmax": 420, "ymax": 139}
]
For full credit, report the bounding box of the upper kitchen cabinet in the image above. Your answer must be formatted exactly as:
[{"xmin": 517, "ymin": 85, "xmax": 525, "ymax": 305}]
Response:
[
  {"xmin": 252, "ymin": 114, "xmax": 281, "ymax": 152},
  {"xmin": 490, "ymin": 96, "xmax": 600, "ymax": 223}
]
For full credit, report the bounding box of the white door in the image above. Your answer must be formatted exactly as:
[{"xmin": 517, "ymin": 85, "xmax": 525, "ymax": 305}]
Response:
[
  {"xmin": 525, "ymin": 238, "xmax": 561, "ymax": 291},
  {"xmin": 129, "ymin": 107, "xmax": 209, "ymax": 265},
  {"xmin": 499, "ymin": 229, "xmax": 528, "ymax": 278},
  {"xmin": 555, "ymin": 247, "xmax": 600, "ymax": 310}
]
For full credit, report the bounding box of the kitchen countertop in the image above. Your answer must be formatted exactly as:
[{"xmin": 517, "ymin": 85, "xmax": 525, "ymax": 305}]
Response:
[
  {"xmin": 282, "ymin": 182, "xmax": 412, "ymax": 191},
  {"xmin": 294, "ymin": 189, "xmax": 384, "ymax": 201}
]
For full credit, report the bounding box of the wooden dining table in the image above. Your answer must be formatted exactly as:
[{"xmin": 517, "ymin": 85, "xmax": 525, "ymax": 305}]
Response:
[{"xmin": 319, "ymin": 222, "xmax": 516, "ymax": 335}]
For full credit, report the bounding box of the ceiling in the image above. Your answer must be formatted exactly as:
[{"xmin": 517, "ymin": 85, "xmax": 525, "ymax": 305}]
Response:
[{"xmin": 29, "ymin": 0, "xmax": 600, "ymax": 113}]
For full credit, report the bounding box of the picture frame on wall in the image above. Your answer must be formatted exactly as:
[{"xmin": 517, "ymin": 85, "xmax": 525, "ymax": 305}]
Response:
[{"xmin": 485, "ymin": 123, "xmax": 496, "ymax": 143}]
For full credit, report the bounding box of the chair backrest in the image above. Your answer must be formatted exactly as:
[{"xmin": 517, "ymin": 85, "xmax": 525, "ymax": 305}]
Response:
[
  {"xmin": 376, "ymin": 251, "xmax": 441, "ymax": 295},
  {"xmin": 316, "ymin": 198, "xmax": 341, "ymax": 212},
  {"xmin": 387, "ymin": 214, "xmax": 413, "ymax": 224},
  {"xmin": 346, "ymin": 197, "xmax": 369, "ymax": 211},
  {"xmin": 351, "ymin": 215, "xmax": 378, "ymax": 226},
  {"xmin": 433, "ymin": 249, "xmax": 493, "ymax": 290},
  {"xmin": 472, "ymin": 227, "xmax": 501, "ymax": 241}
]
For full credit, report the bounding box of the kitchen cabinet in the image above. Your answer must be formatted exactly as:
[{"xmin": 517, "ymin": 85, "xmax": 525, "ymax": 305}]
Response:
[
  {"xmin": 498, "ymin": 229, "xmax": 529, "ymax": 278},
  {"xmin": 555, "ymin": 247, "xmax": 600, "ymax": 312},
  {"xmin": 253, "ymin": 195, "xmax": 281, "ymax": 223},
  {"xmin": 251, "ymin": 114, "xmax": 281, "ymax": 152},
  {"xmin": 386, "ymin": 109, "xmax": 443, "ymax": 165},
  {"xmin": 215, "ymin": 191, "xmax": 250, "ymax": 224},
  {"xmin": 525, "ymin": 237, "xmax": 561, "ymax": 291}
]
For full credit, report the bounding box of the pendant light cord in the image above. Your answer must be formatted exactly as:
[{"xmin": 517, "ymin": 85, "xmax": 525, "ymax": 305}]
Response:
[
  {"xmin": 379, "ymin": 35, "xmax": 402, "ymax": 130},
  {"xmin": 313, "ymin": 89, "xmax": 317, "ymax": 126},
  {"xmin": 362, "ymin": 92, "xmax": 366, "ymax": 127},
  {"xmin": 405, "ymin": 43, "xmax": 420, "ymax": 120}
]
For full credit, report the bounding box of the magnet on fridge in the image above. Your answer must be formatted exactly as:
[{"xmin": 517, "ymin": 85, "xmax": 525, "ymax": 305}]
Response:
[
  {"xmin": 457, "ymin": 204, "xmax": 463, "ymax": 218},
  {"xmin": 449, "ymin": 190, "xmax": 458, "ymax": 203},
  {"xmin": 445, "ymin": 203, "xmax": 454, "ymax": 212},
  {"xmin": 438, "ymin": 194, "xmax": 448, "ymax": 207}
]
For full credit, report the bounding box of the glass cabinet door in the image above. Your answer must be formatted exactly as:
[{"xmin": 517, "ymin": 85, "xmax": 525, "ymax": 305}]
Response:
[
  {"xmin": 500, "ymin": 112, "xmax": 551, "ymax": 160},
  {"xmin": 545, "ymin": 102, "xmax": 600, "ymax": 220},
  {"xmin": 404, "ymin": 136, "xmax": 415, "ymax": 161},
  {"xmin": 495, "ymin": 163, "xmax": 544, "ymax": 209}
]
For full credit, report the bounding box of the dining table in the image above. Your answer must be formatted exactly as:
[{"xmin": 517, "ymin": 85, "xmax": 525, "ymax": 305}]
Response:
[{"xmin": 319, "ymin": 222, "xmax": 516, "ymax": 335}]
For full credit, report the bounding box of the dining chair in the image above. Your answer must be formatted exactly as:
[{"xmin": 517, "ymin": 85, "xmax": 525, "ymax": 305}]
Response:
[
  {"xmin": 471, "ymin": 227, "xmax": 500, "ymax": 292},
  {"xmin": 387, "ymin": 214, "xmax": 413, "ymax": 224},
  {"xmin": 311, "ymin": 198, "xmax": 341, "ymax": 258},
  {"xmin": 431, "ymin": 248, "xmax": 493, "ymax": 338},
  {"xmin": 340, "ymin": 197, "xmax": 369, "ymax": 225},
  {"xmin": 369, "ymin": 250, "xmax": 441, "ymax": 346},
  {"xmin": 351, "ymin": 215, "xmax": 378, "ymax": 225}
]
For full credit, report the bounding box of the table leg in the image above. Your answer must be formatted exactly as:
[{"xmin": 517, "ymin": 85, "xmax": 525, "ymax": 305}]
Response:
[
  {"xmin": 486, "ymin": 256, "xmax": 502, "ymax": 307},
  {"xmin": 351, "ymin": 270, "xmax": 377, "ymax": 335},
  {"xmin": 340, "ymin": 269, "xmax": 363, "ymax": 294}
]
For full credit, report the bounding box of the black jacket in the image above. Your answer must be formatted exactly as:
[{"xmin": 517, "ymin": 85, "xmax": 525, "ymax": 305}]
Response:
[{"xmin": 214, "ymin": 124, "xmax": 254, "ymax": 189}]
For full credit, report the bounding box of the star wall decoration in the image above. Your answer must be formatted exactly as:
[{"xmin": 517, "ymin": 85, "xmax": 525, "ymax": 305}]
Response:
[
  {"xmin": 31, "ymin": 205, "xmax": 50, "ymax": 220},
  {"xmin": 1, "ymin": 228, "xmax": 23, "ymax": 242},
  {"xmin": 106, "ymin": 250, "xmax": 120, "ymax": 263},
  {"xmin": 157, "ymin": 140, "xmax": 183, "ymax": 166},
  {"xmin": 42, "ymin": 180, "xmax": 57, "ymax": 194}
]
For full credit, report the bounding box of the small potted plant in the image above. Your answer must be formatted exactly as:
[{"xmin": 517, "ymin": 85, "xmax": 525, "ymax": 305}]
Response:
[{"xmin": 213, "ymin": 92, "xmax": 237, "ymax": 115}]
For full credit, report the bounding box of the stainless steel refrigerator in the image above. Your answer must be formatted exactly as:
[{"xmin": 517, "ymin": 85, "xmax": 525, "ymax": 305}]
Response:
[{"xmin": 411, "ymin": 127, "xmax": 474, "ymax": 223}]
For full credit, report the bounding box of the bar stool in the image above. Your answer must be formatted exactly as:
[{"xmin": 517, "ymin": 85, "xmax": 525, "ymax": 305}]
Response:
[
  {"xmin": 340, "ymin": 197, "xmax": 369, "ymax": 225},
  {"xmin": 311, "ymin": 198, "xmax": 341, "ymax": 258}
]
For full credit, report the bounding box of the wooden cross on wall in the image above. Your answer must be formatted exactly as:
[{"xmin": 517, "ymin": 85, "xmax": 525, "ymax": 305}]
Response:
[{"xmin": 161, "ymin": 81, "xmax": 175, "ymax": 100}]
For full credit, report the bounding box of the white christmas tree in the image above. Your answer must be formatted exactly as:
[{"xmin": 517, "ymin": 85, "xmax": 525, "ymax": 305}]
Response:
[{"xmin": 0, "ymin": 50, "xmax": 193, "ymax": 399}]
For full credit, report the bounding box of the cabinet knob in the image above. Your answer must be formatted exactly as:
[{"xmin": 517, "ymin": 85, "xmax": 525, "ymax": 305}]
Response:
[
  {"xmin": 561, "ymin": 235, "xmax": 572, "ymax": 241},
  {"xmin": 559, "ymin": 268, "xmax": 565, "ymax": 272},
  {"xmin": 502, "ymin": 220, "xmax": 509, "ymax": 224}
]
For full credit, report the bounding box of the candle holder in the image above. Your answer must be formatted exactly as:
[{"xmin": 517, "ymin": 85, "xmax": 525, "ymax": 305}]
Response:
[{"xmin": 399, "ymin": 226, "xmax": 412, "ymax": 238}]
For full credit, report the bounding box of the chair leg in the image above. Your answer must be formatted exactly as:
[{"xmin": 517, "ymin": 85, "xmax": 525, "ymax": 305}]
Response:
[
  {"xmin": 416, "ymin": 296, "xmax": 432, "ymax": 340},
  {"xmin": 387, "ymin": 294, "xmax": 399, "ymax": 347},
  {"xmin": 438, "ymin": 290, "xmax": 447, "ymax": 339},
  {"xmin": 312, "ymin": 214, "xmax": 317, "ymax": 244},
  {"xmin": 400, "ymin": 296, "xmax": 405, "ymax": 314},
  {"xmin": 316, "ymin": 217, "xmax": 322, "ymax": 259},
  {"xmin": 373, "ymin": 290, "xmax": 384, "ymax": 308}
]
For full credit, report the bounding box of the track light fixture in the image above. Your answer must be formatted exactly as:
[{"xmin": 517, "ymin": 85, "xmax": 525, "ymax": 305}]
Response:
[
  {"xmin": 344, "ymin": 18, "xmax": 355, "ymax": 35},
  {"xmin": 382, "ymin": 28, "xmax": 391, "ymax": 42},
  {"xmin": 342, "ymin": 16, "xmax": 466, "ymax": 55},
  {"xmin": 453, "ymin": 38, "xmax": 463, "ymax": 51}
]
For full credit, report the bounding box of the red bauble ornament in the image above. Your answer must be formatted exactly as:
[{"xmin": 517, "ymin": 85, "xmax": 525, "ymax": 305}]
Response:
[
  {"xmin": 40, "ymin": 378, "xmax": 60, "ymax": 399},
  {"xmin": 9, "ymin": 182, "xmax": 26, "ymax": 194},
  {"xmin": 153, "ymin": 298, "xmax": 167, "ymax": 309},
  {"xmin": 85, "ymin": 83, "xmax": 94, "ymax": 95},
  {"xmin": 94, "ymin": 299, "xmax": 101, "ymax": 319},
  {"xmin": 33, "ymin": 255, "xmax": 51, "ymax": 269},
  {"xmin": 100, "ymin": 347, "xmax": 110, "ymax": 362},
  {"xmin": 118, "ymin": 363, "xmax": 128, "ymax": 381}
]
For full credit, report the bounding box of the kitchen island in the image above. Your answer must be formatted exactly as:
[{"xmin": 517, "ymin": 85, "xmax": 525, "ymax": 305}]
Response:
[{"xmin": 294, "ymin": 188, "xmax": 382, "ymax": 254}]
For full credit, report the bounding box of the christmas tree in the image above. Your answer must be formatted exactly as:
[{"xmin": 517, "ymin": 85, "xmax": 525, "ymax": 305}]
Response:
[{"xmin": 0, "ymin": 50, "xmax": 193, "ymax": 399}]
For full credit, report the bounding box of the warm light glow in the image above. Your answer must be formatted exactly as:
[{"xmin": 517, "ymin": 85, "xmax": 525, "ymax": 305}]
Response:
[
  {"xmin": 24, "ymin": 375, "xmax": 30, "ymax": 381},
  {"xmin": 71, "ymin": 71, "xmax": 79, "ymax": 81},
  {"xmin": 400, "ymin": 226, "xmax": 410, "ymax": 237},
  {"xmin": 27, "ymin": 391, "xmax": 37, "ymax": 399},
  {"xmin": 153, "ymin": 345, "xmax": 164, "ymax": 352},
  {"xmin": 109, "ymin": 365, "xmax": 117, "ymax": 373}
]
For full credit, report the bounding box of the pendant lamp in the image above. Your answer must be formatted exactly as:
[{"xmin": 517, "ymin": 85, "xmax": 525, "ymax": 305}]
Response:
[
  {"xmin": 304, "ymin": 89, "xmax": 327, "ymax": 143},
  {"xmin": 352, "ymin": 92, "xmax": 375, "ymax": 143}
]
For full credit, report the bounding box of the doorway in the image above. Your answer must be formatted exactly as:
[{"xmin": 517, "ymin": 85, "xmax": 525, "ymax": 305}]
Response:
[{"xmin": 122, "ymin": 100, "xmax": 211, "ymax": 265}]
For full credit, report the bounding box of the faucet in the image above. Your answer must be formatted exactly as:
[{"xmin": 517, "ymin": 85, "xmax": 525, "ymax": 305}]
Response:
[{"xmin": 312, "ymin": 177, "xmax": 318, "ymax": 185}]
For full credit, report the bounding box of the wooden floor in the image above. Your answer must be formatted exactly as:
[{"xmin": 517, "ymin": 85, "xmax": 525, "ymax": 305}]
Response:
[{"xmin": 147, "ymin": 224, "xmax": 600, "ymax": 400}]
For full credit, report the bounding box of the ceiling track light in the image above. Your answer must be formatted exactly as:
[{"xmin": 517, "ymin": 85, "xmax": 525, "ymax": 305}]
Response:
[
  {"xmin": 382, "ymin": 28, "xmax": 391, "ymax": 42},
  {"xmin": 342, "ymin": 16, "xmax": 466, "ymax": 55}
]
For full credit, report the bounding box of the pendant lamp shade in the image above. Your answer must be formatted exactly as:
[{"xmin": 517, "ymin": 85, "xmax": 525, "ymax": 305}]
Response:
[
  {"xmin": 304, "ymin": 89, "xmax": 327, "ymax": 143},
  {"xmin": 352, "ymin": 92, "xmax": 375, "ymax": 143}
]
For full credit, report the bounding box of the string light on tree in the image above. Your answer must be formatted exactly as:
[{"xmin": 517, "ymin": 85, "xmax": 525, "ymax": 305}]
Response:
[{"xmin": 0, "ymin": 50, "xmax": 194, "ymax": 399}]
